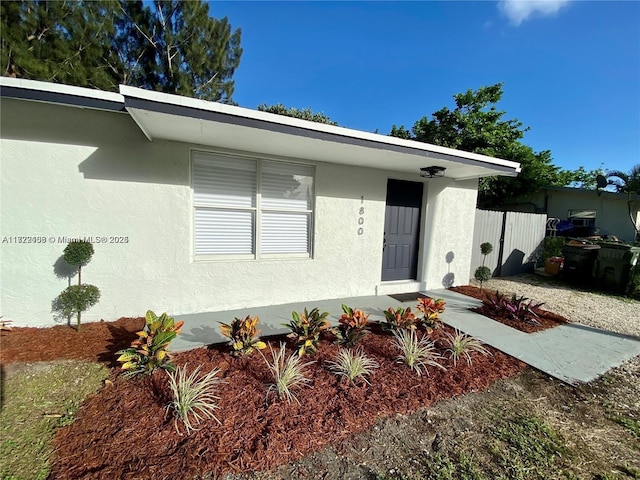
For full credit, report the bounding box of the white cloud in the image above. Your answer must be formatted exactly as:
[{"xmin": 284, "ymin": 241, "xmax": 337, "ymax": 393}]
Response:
[{"xmin": 498, "ymin": 0, "xmax": 571, "ymax": 26}]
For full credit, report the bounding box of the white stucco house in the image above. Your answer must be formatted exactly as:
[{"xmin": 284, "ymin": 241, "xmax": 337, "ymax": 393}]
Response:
[{"xmin": 0, "ymin": 78, "xmax": 520, "ymax": 327}]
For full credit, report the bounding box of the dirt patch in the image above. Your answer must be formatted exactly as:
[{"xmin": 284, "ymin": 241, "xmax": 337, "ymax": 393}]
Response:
[
  {"xmin": 226, "ymin": 364, "xmax": 640, "ymax": 480},
  {"xmin": 450, "ymin": 285, "xmax": 568, "ymax": 334},
  {"xmin": 48, "ymin": 327, "xmax": 525, "ymax": 479}
]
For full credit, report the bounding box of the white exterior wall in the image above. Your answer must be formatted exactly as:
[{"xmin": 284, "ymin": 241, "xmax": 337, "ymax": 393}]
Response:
[
  {"xmin": 419, "ymin": 178, "xmax": 479, "ymax": 288},
  {"xmin": 1, "ymin": 99, "xmax": 477, "ymax": 326}
]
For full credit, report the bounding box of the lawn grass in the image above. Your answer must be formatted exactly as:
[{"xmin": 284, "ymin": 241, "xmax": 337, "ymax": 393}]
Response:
[{"xmin": 0, "ymin": 361, "xmax": 108, "ymax": 480}]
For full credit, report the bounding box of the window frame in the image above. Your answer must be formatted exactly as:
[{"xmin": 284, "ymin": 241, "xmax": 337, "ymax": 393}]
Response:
[{"xmin": 190, "ymin": 148, "xmax": 315, "ymax": 261}]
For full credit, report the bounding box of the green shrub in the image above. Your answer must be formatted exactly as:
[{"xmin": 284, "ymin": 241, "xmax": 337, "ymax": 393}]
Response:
[
  {"xmin": 475, "ymin": 242, "xmax": 494, "ymax": 291},
  {"xmin": 332, "ymin": 304, "xmax": 370, "ymax": 347},
  {"xmin": 283, "ymin": 307, "xmax": 330, "ymax": 356},
  {"xmin": 381, "ymin": 306, "xmax": 418, "ymax": 333},
  {"xmin": 262, "ymin": 342, "xmax": 313, "ymax": 403},
  {"xmin": 219, "ymin": 315, "xmax": 266, "ymax": 356},
  {"xmin": 393, "ymin": 329, "xmax": 446, "ymax": 376},
  {"xmin": 327, "ymin": 348, "xmax": 378, "ymax": 385},
  {"xmin": 444, "ymin": 329, "xmax": 491, "ymax": 366},
  {"xmin": 56, "ymin": 240, "xmax": 99, "ymax": 331},
  {"xmin": 56, "ymin": 284, "xmax": 100, "ymax": 331},
  {"xmin": 63, "ymin": 240, "xmax": 94, "ymax": 271},
  {"xmin": 480, "ymin": 242, "xmax": 494, "ymax": 256},
  {"xmin": 165, "ymin": 365, "xmax": 223, "ymax": 435},
  {"xmin": 116, "ymin": 310, "xmax": 184, "ymax": 378},
  {"xmin": 541, "ymin": 237, "xmax": 566, "ymax": 264},
  {"xmin": 416, "ymin": 297, "xmax": 446, "ymax": 332},
  {"xmin": 474, "ymin": 266, "xmax": 491, "ymax": 283}
]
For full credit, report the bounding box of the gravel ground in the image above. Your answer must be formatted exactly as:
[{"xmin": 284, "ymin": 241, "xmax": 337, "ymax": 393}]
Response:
[{"xmin": 472, "ymin": 273, "xmax": 640, "ymax": 338}]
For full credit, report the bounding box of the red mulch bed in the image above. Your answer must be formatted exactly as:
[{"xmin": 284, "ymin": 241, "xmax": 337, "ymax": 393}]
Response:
[
  {"xmin": 0, "ymin": 317, "xmax": 145, "ymax": 366},
  {"xmin": 449, "ymin": 285, "xmax": 568, "ymax": 334},
  {"xmin": 0, "ymin": 317, "xmax": 526, "ymax": 479}
]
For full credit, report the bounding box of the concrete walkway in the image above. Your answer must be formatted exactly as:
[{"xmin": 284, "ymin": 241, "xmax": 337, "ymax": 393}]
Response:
[{"xmin": 172, "ymin": 290, "xmax": 640, "ymax": 385}]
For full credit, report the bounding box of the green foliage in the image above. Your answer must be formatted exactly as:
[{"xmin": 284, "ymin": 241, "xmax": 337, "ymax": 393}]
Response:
[
  {"xmin": 416, "ymin": 297, "xmax": 446, "ymax": 332},
  {"xmin": 607, "ymin": 164, "xmax": 640, "ymax": 194},
  {"xmin": 116, "ymin": 310, "xmax": 184, "ymax": 378},
  {"xmin": 261, "ymin": 342, "xmax": 313, "ymax": 404},
  {"xmin": 327, "ymin": 348, "xmax": 378, "ymax": 385},
  {"xmin": 475, "ymin": 242, "xmax": 493, "ymax": 291},
  {"xmin": 421, "ymin": 452, "xmax": 488, "ymax": 480},
  {"xmin": 165, "ymin": 365, "xmax": 223, "ymax": 435},
  {"xmin": 63, "ymin": 240, "xmax": 94, "ymax": 268},
  {"xmin": 392, "ymin": 329, "xmax": 445, "ymax": 376},
  {"xmin": 1, "ymin": 0, "xmax": 242, "ymax": 102},
  {"xmin": 389, "ymin": 83, "xmax": 595, "ymax": 207},
  {"xmin": 332, "ymin": 304, "xmax": 370, "ymax": 347},
  {"xmin": 55, "ymin": 284, "xmax": 100, "ymax": 331},
  {"xmin": 444, "ymin": 330, "xmax": 491, "ymax": 366},
  {"xmin": 257, "ymin": 103, "xmax": 339, "ymax": 125},
  {"xmin": 542, "ymin": 237, "xmax": 566, "ymax": 263},
  {"xmin": 611, "ymin": 415, "xmax": 640, "ymax": 439},
  {"xmin": 283, "ymin": 307, "xmax": 331, "ymax": 356},
  {"xmin": 480, "ymin": 242, "xmax": 494, "ymax": 256},
  {"xmin": 0, "ymin": 361, "xmax": 108, "ymax": 480},
  {"xmin": 490, "ymin": 415, "xmax": 568, "ymax": 480},
  {"xmin": 474, "ymin": 266, "xmax": 492, "ymax": 283},
  {"xmin": 382, "ymin": 306, "xmax": 419, "ymax": 333},
  {"xmin": 218, "ymin": 315, "xmax": 266, "ymax": 356}
]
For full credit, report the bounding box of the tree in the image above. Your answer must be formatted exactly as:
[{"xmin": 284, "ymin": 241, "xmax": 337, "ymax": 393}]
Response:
[
  {"xmin": 606, "ymin": 164, "xmax": 640, "ymax": 194},
  {"xmin": 257, "ymin": 103, "xmax": 339, "ymax": 125},
  {"xmin": 389, "ymin": 83, "xmax": 594, "ymax": 207},
  {"xmin": 130, "ymin": 1, "xmax": 242, "ymax": 102},
  {"xmin": 1, "ymin": 0, "xmax": 242, "ymax": 102},
  {"xmin": 1, "ymin": 1, "xmax": 121, "ymax": 90}
]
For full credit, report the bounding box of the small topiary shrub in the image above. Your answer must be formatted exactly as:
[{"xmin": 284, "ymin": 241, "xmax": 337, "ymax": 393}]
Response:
[
  {"xmin": 56, "ymin": 285, "xmax": 101, "ymax": 330},
  {"xmin": 63, "ymin": 240, "xmax": 94, "ymax": 283},
  {"xmin": 116, "ymin": 310, "xmax": 184, "ymax": 378},
  {"xmin": 475, "ymin": 241, "xmax": 494, "ymax": 291},
  {"xmin": 55, "ymin": 240, "xmax": 100, "ymax": 331}
]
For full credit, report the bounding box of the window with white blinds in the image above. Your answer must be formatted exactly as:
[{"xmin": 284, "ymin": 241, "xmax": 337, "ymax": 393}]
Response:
[{"xmin": 192, "ymin": 151, "xmax": 314, "ymax": 258}]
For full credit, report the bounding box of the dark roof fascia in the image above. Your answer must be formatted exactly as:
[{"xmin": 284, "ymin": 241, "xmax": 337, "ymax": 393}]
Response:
[
  {"xmin": 0, "ymin": 85, "xmax": 125, "ymax": 112},
  {"xmin": 124, "ymin": 96, "xmax": 518, "ymax": 174}
]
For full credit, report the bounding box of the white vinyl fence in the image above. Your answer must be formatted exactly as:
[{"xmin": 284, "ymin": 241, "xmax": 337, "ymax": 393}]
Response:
[{"xmin": 470, "ymin": 210, "xmax": 547, "ymax": 279}]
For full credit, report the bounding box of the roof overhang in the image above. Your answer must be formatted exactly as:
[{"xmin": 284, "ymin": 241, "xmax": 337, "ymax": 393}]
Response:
[
  {"xmin": 0, "ymin": 78, "xmax": 521, "ymax": 180},
  {"xmin": 0, "ymin": 77, "xmax": 124, "ymax": 111},
  {"xmin": 119, "ymin": 85, "xmax": 521, "ymax": 181}
]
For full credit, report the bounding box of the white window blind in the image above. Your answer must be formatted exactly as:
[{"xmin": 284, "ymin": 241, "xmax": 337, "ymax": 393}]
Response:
[{"xmin": 192, "ymin": 151, "xmax": 314, "ymax": 258}]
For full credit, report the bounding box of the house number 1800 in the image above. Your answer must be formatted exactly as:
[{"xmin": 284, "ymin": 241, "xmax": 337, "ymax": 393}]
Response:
[{"xmin": 358, "ymin": 196, "xmax": 364, "ymax": 235}]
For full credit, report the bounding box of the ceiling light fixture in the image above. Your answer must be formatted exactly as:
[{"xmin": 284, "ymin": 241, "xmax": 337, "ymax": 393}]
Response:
[{"xmin": 420, "ymin": 166, "xmax": 446, "ymax": 178}]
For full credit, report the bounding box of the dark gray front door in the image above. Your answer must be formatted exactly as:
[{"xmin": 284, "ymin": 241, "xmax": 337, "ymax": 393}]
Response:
[{"xmin": 381, "ymin": 179, "xmax": 423, "ymax": 281}]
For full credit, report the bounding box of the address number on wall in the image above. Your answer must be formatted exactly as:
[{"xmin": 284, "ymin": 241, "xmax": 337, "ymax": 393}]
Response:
[{"xmin": 358, "ymin": 196, "xmax": 364, "ymax": 235}]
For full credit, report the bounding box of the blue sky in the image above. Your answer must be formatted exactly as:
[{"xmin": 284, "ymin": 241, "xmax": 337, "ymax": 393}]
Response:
[{"xmin": 211, "ymin": 1, "xmax": 639, "ymax": 175}]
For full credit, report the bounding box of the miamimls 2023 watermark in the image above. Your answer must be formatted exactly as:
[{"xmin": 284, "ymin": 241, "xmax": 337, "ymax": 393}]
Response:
[{"xmin": 1, "ymin": 236, "xmax": 129, "ymax": 244}]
